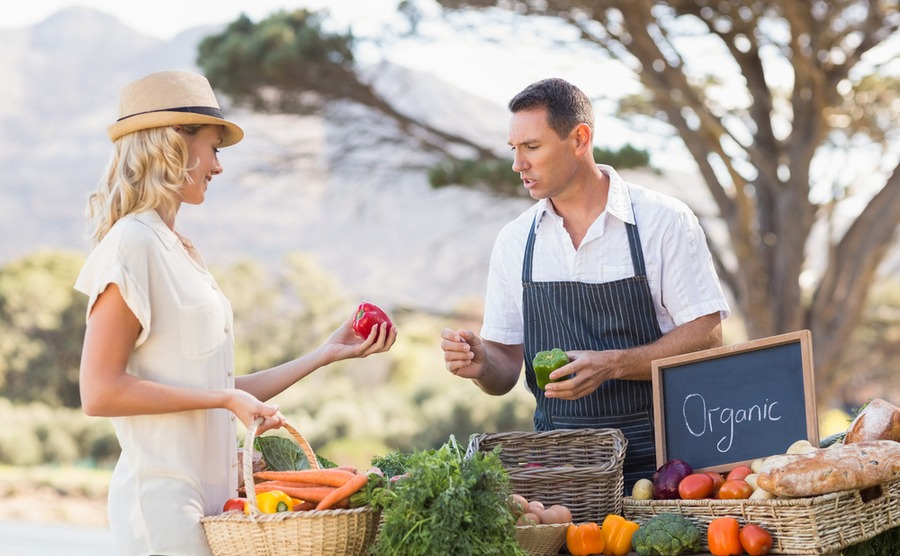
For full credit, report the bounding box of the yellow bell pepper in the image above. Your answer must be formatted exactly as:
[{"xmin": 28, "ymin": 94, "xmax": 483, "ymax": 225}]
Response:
[
  {"xmin": 255, "ymin": 490, "xmax": 292, "ymax": 513},
  {"xmin": 601, "ymin": 514, "xmax": 640, "ymax": 555},
  {"xmin": 566, "ymin": 522, "xmax": 605, "ymax": 556}
]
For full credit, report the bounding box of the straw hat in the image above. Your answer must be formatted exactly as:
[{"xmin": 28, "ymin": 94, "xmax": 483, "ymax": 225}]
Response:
[{"xmin": 107, "ymin": 70, "xmax": 244, "ymax": 146}]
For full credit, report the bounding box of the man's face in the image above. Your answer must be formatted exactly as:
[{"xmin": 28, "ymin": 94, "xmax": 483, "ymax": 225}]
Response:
[{"xmin": 508, "ymin": 107, "xmax": 578, "ymax": 200}]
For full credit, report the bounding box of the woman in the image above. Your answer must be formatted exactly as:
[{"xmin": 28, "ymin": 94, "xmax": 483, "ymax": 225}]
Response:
[{"xmin": 75, "ymin": 70, "xmax": 397, "ymax": 556}]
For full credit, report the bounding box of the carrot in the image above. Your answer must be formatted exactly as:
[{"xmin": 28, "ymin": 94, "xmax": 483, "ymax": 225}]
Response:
[
  {"xmin": 253, "ymin": 479, "xmax": 322, "ymax": 490},
  {"xmin": 255, "ymin": 482, "xmax": 336, "ymax": 503},
  {"xmin": 253, "ymin": 468, "xmax": 356, "ymax": 487},
  {"xmin": 316, "ymin": 472, "xmax": 369, "ymax": 510},
  {"xmin": 293, "ymin": 500, "xmax": 316, "ymax": 511}
]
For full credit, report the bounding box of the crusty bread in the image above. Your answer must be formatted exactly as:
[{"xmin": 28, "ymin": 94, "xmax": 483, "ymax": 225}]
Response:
[
  {"xmin": 845, "ymin": 398, "xmax": 900, "ymax": 444},
  {"xmin": 757, "ymin": 440, "xmax": 900, "ymax": 497}
]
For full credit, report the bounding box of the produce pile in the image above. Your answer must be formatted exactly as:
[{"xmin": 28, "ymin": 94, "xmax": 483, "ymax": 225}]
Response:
[
  {"xmin": 209, "ymin": 397, "xmax": 900, "ymax": 555},
  {"xmin": 623, "ymin": 397, "xmax": 900, "ymax": 556}
]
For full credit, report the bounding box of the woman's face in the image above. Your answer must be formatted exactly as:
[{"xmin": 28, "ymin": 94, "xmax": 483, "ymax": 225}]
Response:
[{"xmin": 178, "ymin": 124, "xmax": 224, "ymax": 205}]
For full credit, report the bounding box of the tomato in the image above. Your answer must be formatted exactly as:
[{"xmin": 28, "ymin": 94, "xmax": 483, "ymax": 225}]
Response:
[
  {"xmin": 717, "ymin": 479, "xmax": 754, "ymax": 500},
  {"xmin": 741, "ymin": 523, "xmax": 773, "ymax": 556},
  {"xmin": 678, "ymin": 473, "xmax": 714, "ymax": 499},
  {"xmin": 705, "ymin": 471, "xmax": 726, "ymax": 496},
  {"xmin": 708, "ymin": 517, "xmax": 743, "ymax": 556},
  {"xmin": 222, "ymin": 498, "xmax": 248, "ymax": 512},
  {"xmin": 726, "ymin": 464, "xmax": 753, "ymax": 482}
]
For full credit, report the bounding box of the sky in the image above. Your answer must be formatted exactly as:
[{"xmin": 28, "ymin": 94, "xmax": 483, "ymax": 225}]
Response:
[{"xmin": 3, "ymin": 0, "xmax": 631, "ymax": 108}]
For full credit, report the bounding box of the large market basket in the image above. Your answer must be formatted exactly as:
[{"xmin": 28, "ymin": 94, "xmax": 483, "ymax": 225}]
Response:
[
  {"xmin": 467, "ymin": 428, "xmax": 627, "ymax": 523},
  {"xmin": 624, "ymin": 478, "xmax": 900, "ymax": 555},
  {"xmin": 201, "ymin": 418, "xmax": 380, "ymax": 556}
]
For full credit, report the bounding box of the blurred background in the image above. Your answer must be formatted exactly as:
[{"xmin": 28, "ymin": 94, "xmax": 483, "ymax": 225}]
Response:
[{"xmin": 1, "ymin": 0, "xmax": 898, "ymax": 538}]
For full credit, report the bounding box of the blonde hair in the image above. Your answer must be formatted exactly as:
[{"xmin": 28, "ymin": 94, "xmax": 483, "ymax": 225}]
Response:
[{"xmin": 86, "ymin": 124, "xmax": 204, "ymax": 246}]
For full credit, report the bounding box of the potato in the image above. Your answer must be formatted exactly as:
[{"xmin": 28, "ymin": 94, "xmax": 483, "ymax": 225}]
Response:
[
  {"xmin": 787, "ymin": 439, "xmax": 817, "ymax": 454},
  {"xmin": 750, "ymin": 487, "xmax": 776, "ymax": 500},
  {"xmin": 750, "ymin": 458, "xmax": 765, "ymax": 473},
  {"xmin": 527, "ymin": 500, "xmax": 545, "ymax": 514},
  {"xmin": 518, "ymin": 512, "xmax": 541, "ymax": 525},
  {"xmin": 631, "ymin": 478, "xmax": 654, "ymax": 500},
  {"xmin": 539, "ymin": 506, "xmax": 567, "ymax": 524},
  {"xmin": 745, "ymin": 473, "xmax": 759, "ymax": 490},
  {"xmin": 545, "ymin": 504, "xmax": 572, "ymax": 523},
  {"xmin": 508, "ymin": 494, "xmax": 528, "ymax": 518}
]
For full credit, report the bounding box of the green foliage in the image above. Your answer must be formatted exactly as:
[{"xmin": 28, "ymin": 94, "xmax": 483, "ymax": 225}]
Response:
[
  {"xmin": 842, "ymin": 527, "xmax": 900, "ymax": 556},
  {"xmin": 197, "ymin": 9, "xmax": 358, "ymax": 113},
  {"xmin": 428, "ymin": 144, "xmax": 652, "ymax": 196},
  {"xmin": 369, "ymin": 438, "xmax": 525, "ymax": 556},
  {"xmin": 0, "ymin": 399, "xmax": 118, "ymax": 467},
  {"xmin": 0, "ymin": 250, "xmax": 86, "ymax": 408}
]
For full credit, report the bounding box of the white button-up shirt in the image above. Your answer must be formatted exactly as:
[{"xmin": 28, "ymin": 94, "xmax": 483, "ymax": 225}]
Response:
[
  {"xmin": 75, "ymin": 210, "xmax": 236, "ymax": 556},
  {"xmin": 481, "ymin": 165, "xmax": 730, "ymax": 345}
]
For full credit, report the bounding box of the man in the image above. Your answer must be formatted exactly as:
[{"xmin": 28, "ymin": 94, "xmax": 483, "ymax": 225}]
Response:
[{"xmin": 440, "ymin": 78, "xmax": 730, "ymax": 485}]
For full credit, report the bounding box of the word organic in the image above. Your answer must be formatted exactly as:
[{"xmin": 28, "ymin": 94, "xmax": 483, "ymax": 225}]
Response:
[{"xmin": 681, "ymin": 393, "xmax": 782, "ymax": 453}]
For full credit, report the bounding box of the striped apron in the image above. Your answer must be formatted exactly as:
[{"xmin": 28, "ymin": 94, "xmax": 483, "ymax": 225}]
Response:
[{"xmin": 522, "ymin": 215, "xmax": 663, "ymax": 486}]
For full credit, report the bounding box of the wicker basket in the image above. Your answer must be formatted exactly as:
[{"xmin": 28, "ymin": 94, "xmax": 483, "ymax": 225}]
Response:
[
  {"xmin": 201, "ymin": 419, "xmax": 380, "ymax": 556},
  {"xmin": 467, "ymin": 429, "xmax": 627, "ymax": 523},
  {"xmin": 624, "ymin": 478, "xmax": 900, "ymax": 555},
  {"xmin": 515, "ymin": 523, "xmax": 570, "ymax": 556}
]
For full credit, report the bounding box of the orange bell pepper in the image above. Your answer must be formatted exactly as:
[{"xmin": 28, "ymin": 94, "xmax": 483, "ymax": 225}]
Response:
[
  {"xmin": 708, "ymin": 517, "xmax": 743, "ymax": 556},
  {"xmin": 566, "ymin": 522, "xmax": 605, "ymax": 556},
  {"xmin": 600, "ymin": 514, "xmax": 640, "ymax": 555}
]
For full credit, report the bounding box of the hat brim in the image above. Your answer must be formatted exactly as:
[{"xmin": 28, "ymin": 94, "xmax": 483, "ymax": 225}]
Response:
[{"xmin": 107, "ymin": 111, "xmax": 244, "ymax": 147}]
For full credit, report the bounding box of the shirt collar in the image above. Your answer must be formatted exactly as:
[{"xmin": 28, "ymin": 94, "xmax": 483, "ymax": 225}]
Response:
[
  {"xmin": 534, "ymin": 164, "xmax": 635, "ymax": 227},
  {"xmin": 132, "ymin": 210, "xmax": 181, "ymax": 250},
  {"xmin": 600, "ymin": 164, "xmax": 635, "ymax": 225}
]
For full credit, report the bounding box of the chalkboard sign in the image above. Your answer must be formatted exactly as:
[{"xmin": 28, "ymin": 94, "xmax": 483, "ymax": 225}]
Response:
[{"xmin": 651, "ymin": 330, "xmax": 818, "ymax": 472}]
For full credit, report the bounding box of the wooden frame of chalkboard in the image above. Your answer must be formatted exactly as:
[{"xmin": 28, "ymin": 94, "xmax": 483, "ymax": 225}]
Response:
[{"xmin": 651, "ymin": 330, "xmax": 818, "ymax": 473}]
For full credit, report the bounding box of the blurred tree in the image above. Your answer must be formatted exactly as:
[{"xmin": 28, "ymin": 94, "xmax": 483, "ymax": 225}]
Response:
[
  {"xmin": 197, "ymin": 9, "xmax": 496, "ymax": 162},
  {"xmin": 429, "ymin": 145, "xmax": 653, "ymax": 197},
  {"xmin": 214, "ymin": 259, "xmax": 292, "ymax": 375},
  {"xmin": 418, "ymin": 0, "xmax": 900, "ymax": 394},
  {"xmin": 0, "ymin": 251, "xmax": 86, "ymax": 408}
]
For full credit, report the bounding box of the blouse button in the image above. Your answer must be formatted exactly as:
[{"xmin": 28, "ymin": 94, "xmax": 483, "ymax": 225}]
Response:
[
  {"xmin": 211, "ymin": 282, "xmax": 218, "ymax": 290},
  {"xmin": 227, "ymin": 369, "xmax": 234, "ymax": 377},
  {"xmin": 224, "ymin": 325, "xmax": 231, "ymax": 334}
]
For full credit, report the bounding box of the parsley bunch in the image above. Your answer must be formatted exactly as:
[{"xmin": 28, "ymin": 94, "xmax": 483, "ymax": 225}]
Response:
[{"xmin": 369, "ymin": 436, "xmax": 525, "ymax": 556}]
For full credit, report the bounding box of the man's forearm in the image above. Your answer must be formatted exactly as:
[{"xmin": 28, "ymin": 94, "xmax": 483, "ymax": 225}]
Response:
[
  {"xmin": 474, "ymin": 340, "xmax": 525, "ymax": 395},
  {"xmin": 617, "ymin": 312, "xmax": 723, "ymax": 381}
]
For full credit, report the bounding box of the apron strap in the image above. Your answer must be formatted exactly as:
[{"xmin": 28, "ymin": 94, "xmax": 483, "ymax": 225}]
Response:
[{"xmin": 522, "ymin": 214, "xmax": 645, "ymax": 284}]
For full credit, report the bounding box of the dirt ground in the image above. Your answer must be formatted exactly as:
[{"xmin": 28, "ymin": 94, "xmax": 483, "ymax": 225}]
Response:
[{"xmin": 0, "ymin": 486, "xmax": 109, "ymax": 526}]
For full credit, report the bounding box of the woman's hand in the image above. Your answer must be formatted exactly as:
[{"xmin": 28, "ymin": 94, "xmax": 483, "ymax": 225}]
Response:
[
  {"xmin": 322, "ymin": 315, "xmax": 397, "ymax": 363},
  {"xmin": 226, "ymin": 389, "xmax": 285, "ymax": 434}
]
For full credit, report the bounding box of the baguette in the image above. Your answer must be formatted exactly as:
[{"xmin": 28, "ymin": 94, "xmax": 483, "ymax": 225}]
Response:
[
  {"xmin": 757, "ymin": 440, "xmax": 900, "ymax": 497},
  {"xmin": 844, "ymin": 398, "xmax": 900, "ymax": 444}
]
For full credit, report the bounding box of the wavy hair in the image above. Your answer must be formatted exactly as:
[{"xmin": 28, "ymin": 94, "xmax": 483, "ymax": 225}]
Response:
[{"xmin": 86, "ymin": 125, "xmax": 204, "ymax": 246}]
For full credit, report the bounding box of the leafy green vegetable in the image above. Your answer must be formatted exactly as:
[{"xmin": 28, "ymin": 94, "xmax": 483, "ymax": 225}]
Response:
[
  {"xmin": 842, "ymin": 527, "xmax": 900, "ymax": 556},
  {"xmin": 369, "ymin": 436, "xmax": 525, "ymax": 556},
  {"xmin": 252, "ymin": 436, "xmax": 336, "ymax": 471},
  {"xmin": 631, "ymin": 513, "xmax": 702, "ymax": 556}
]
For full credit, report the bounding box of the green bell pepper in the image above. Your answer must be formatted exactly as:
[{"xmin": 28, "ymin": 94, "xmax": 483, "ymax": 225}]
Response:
[{"xmin": 532, "ymin": 348, "xmax": 569, "ymax": 390}]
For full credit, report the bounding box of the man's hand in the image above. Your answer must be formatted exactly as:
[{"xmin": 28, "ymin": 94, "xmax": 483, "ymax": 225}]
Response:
[
  {"xmin": 543, "ymin": 350, "xmax": 625, "ymax": 400},
  {"xmin": 439, "ymin": 328, "xmax": 485, "ymax": 380}
]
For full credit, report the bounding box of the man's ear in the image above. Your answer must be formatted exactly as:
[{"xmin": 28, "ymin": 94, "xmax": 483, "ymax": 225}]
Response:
[{"xmin": 572, "ymin": 123, "xmax": 593, "ymax": 155}]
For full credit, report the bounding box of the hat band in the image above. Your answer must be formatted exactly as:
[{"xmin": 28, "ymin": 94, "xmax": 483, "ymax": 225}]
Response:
[{"xmin": 116, "ymin": 105, "xmax": 224, "ymax": 122}]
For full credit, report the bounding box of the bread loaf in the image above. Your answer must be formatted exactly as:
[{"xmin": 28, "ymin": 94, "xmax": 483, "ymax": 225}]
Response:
[
  {"xmin": 845, "ymin": 398, "xmax": 900, "ymax": 444},
  {"xmin": 757, "ymin": 440, "xmax": 900, "ymax": 497}
]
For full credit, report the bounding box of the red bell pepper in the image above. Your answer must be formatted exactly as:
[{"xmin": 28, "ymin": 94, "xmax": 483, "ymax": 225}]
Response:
[{"xmin": 352, "ymin": 301, "xmax": 393, "ymax": 339}]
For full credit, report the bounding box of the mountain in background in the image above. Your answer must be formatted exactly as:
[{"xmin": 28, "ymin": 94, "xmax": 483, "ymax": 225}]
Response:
[{"xmin": 0, "ymin": 7, "xmax": 709, "ymax": 312}]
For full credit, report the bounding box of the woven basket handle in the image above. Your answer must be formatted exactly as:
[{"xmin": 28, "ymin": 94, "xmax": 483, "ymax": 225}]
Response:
[{"xmin": 242, "ymin": 417, "xmax": 320, "ymax": 513}]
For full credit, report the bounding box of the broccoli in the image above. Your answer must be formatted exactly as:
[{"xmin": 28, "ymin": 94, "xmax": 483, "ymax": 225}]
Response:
[{"xmin": 631, "ymin": 513, "xmax": 703, "ymax": 556}]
